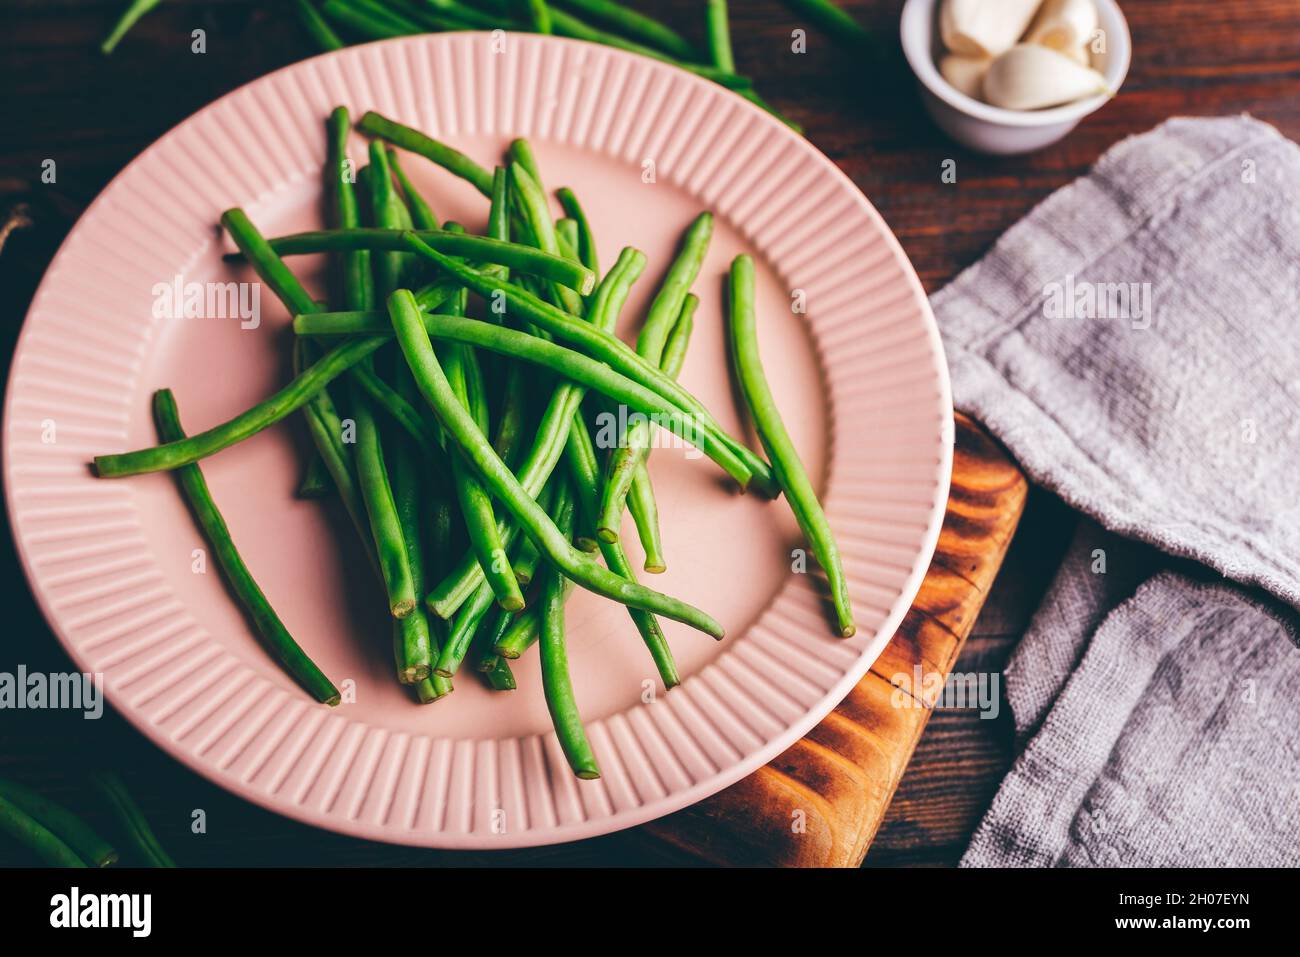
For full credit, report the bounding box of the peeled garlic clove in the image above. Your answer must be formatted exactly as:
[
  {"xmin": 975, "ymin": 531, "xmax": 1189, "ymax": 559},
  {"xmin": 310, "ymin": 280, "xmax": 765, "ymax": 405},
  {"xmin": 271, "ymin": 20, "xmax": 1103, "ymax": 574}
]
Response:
[
  {"xmin": 983, "ymin": 43, "xmax": 1109, "ymax": 109},
  {"xmin": 940, "ymin": 0, "xmax": 1044, "ymax": 58},
  {"xmin": 1026, "ymin": 0, "xmax": 1099, "ymax": 54},
  {"xmin": 939, "ymin": 55, "xmax": 993, "ymax": 99},
  {"xmin": 1057, "ymin": 43, "xmax": 1092, "ymax": 65}
]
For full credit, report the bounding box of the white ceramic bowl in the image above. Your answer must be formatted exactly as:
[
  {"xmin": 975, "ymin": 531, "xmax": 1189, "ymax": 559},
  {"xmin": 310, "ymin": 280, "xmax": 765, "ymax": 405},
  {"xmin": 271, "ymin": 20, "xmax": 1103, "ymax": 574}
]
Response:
[{"xmin": 900, "ymin": 0, "xmax": 1131, "ymax": 155}]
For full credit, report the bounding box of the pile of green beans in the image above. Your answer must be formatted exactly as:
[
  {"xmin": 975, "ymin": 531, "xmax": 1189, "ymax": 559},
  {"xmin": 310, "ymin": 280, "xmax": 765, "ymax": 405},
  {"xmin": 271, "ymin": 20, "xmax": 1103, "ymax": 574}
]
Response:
[{"xmin": 91, "ymin": 107, "xmax": 856, "ymax": 780}]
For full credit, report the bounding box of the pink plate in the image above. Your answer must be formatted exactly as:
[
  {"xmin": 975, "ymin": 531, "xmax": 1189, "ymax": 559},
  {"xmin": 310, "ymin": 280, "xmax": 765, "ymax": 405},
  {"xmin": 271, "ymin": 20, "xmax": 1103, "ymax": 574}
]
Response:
[{"xmin": 4, "ymin": 34, "xmax": 952, "ymax": 848}]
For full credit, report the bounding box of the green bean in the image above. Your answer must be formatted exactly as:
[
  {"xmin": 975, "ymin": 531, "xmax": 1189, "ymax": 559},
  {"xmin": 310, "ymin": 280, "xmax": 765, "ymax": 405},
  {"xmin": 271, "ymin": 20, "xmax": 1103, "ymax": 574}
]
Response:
[
  {"xmin": 389, "ymin": 388, "xmax": 435, "ymax": 684},
  {"xmin": 415, "ymin": 673, "xmax": 454, "ymax": 702},
  {"xmin": 425, "ymin": 246, "xmax": 644, "ymax": 617},
  {"xmin": 437, "ymin": 580, "xmax": 495, "ymax": 677},
  {"xmin": 327, "ymin": 109, "xmax": 364, "ymax": 270},
  {"xmin": 488, "ymin": 166, "xmax": 511, "ymax": 246},
  {"xmin": 95, "ymin": 335, "xmax": 386, "ymax": 478},
  {"xmin": 295, "ymin": 0, "xmax": 345, "ymax": 51},
  {"xmin": 0, "ymin": 794, "xmax": 85, "ymax": 867},
  {"xmin": 553, "ymin": 0, "xmax": 697, "ymax": 60},
  {"xmin": 599, "ymin": 213, "xmax": 713, "ymax": 541},
  {"xmin": 424, "ymin": 0, "xmax": 514, "ymax": 30},
  {"xmin": 297, "ymin": 306, "xmax": 750, "ymax": 487},
  {"xmin": 252, "ymin": 228, "xmax": 593, "ymax": 293},
  {"xmin": 386, "ymin": 148, "xmax": 438, "ymax": 230},
  {"xmin": 320, "ymin": 0, "xmax": 410, "ymax": 40},
  {"xmin": 346, "ymin": 0, "xmax": 424, "ymax": 34},
  {"xmin": 629, "ymin": 292, "xmax": 697, "ymax": 570},
  {"xmin": 548, "ymin": 8, "xmax": 748, "ymax": 89},
  {"xmin": 386, "ymin": 0, "xmax": 477, "ymax": 31},
  {"xmin": 299, "ymin": 379, "xmax": 377, "ymax": 570},
  {"xmin": 556, "ymin": 218, "xmax": 581, "ymax": 264},
  {"xmin": 442, "ymin": 298, "xmax": 524, "ymax": 613},
  {"xmin": 390, "ymin": 289, "xmax": 724, "ymax": 638},
  {"xmin": 482, "ymin": 656, "xmax": 517, "ymax": 690},
  {"xmin": 100, "ymin": 0, "xmax": 163, "ymax": 54},
  {"xmin": 350, "ymin": 387, "xmax": 418, "ymax": 619},
  {"xmin": 522, "ymin": 0, "xmax": 553, "ymax": 33},
  {"xmin": 494, "ymin": 606, "xmax": 541, "ymax": 658},
  {"xmin": 438, "ymin": 481, "xmax": 558, "ymax": 677},
  {"xmin": 222, "ymin": 208, "xmax": 317, "ymax": 317},
  {"xmin": 705, "ymin": 0, "xmax": 736, "ymax": 73},
  {"xmin": 564, "ymin": 412, "xmax": 680, "ymax": 685},
  {"xmin": 366, "ymin": 142, "xmax": 408, "ymax": 299},
  {"xmin": 91, "ymin": 772, "xmax": 175, "ymax": 868},
  {"xmin": 152, "ymin": 389, "xmax": 342, "ymax": 703},
  {"xmin": 358, "ymin": 111, "xmax": 494, "ymax": 196},
  {"xmin": 0, "ymin": 779, "xmax": 117, "ymax": 867},
  {"xmin": 556, "ymin": 188, "xmax": 598, "ymax": 273},
  {"xmin": 778, "ymin": 0, "xmax": 877, "ymax": 51},
  {"xmin": 538, "ymin": 560, "xmax": 599, "ymax": 779},
  {"xmin": 399, "ymin": 233, "xmax": 771, "ymax": 488},
  {"xmin": 729, "ymin": 255, "xmax": 855, "ymax": 637},
  {"xmin": 510, "ymin": 159, "xmax": 586, "ymax": 316}
]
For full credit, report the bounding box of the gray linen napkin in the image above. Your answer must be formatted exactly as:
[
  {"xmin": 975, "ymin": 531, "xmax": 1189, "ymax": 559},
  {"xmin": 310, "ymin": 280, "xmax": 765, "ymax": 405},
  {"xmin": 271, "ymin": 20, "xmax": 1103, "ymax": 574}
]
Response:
[{"xmin": 927, "ymin": 115, "xmax": 1300, "ymax": 867}]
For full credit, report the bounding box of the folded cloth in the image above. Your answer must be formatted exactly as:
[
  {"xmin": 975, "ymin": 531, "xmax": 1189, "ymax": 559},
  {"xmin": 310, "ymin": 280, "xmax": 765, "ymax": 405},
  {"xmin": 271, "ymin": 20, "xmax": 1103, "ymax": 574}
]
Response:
[{"xmin": 928, "ymin": 115, "xmax": 1300, "ymax": 867}]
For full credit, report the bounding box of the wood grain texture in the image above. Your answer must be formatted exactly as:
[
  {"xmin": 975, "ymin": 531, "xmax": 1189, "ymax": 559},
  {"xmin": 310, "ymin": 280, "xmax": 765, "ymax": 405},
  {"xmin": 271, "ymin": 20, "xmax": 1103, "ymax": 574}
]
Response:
[
  {"xmin": 2, "ymin": 0, "xmax": 1298, "ymax": 866},
  {"xmin": 644, "ymin": 413, "xmax": 1026, "ymax": 866}
]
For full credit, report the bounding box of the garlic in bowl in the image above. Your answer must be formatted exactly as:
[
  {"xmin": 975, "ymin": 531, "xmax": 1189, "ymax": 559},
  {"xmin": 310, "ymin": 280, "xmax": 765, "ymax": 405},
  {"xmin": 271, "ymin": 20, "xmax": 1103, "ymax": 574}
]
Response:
[{"xmin": 900, "ymin": 0, "xmax": 1131, "ymax": 155}]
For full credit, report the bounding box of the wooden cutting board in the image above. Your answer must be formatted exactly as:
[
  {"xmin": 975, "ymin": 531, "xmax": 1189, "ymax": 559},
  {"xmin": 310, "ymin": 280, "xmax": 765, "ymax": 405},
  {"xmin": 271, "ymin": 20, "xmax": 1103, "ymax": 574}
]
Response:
[{"xmin": 642, "ymin": 412, "xmax": 1027, "ymax": 866}]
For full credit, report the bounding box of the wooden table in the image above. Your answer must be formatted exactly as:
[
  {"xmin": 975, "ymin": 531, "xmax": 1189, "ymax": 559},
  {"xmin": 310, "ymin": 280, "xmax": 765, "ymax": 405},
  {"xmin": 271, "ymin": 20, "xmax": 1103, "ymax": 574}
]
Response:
[{"xmin": 3, "ymin": 0, "xmax": 1299, "ymax": 866}]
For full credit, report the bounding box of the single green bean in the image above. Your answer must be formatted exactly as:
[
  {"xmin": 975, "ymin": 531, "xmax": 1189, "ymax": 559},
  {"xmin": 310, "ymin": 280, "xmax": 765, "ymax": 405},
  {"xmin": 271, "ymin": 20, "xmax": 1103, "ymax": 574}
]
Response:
[
  {"xmin": 553, "ymin": 0, "xmax": 698, "ymax": 60},
  {"xmin": 153, "ymin": 389, "xmax": 342, "ymax": 703},
  {"xmin": 508, "ymin": 153, "xmax": 584, "ymax": 316},
  {"xmin": 100, "ymin": 0, "xmax": 163, "ymax": 54},
  {"xmin": 729, "ymin": 255, "xmax": 855, "ymax": 637},
  {"xmin": 350, "ymin": 387, "xmax": 418, "ymax": 619},
  {"xmin": 295, "ymin": 0, "xmax": 345, "ymax": 51},
  {"xmin": 387, "ymin": 148, "xmax": 438, "ymax": 230},
  {"xmin": 222, "ymin": 208, "xmax": 317, "ymax": 317},
  {"xmin": 252, "ymin": 227, "xmax": 593, "ymax": 293},
  {"xmin": 0, "ymin": 794, "xmax": 86, "ymax": 867},
  {"xmin": 424, "ymin": 0, "xmax": 514, "ymax": 29},
  {"xmin": 390, "ymin": 289, "xmax": 724, "ymax": 638},
  {"xmin": 522, "ymin": 0, "xmax": 553, "ymax": 33},
  {"xmin": 779, "ymin": 0, "xmax": 877, "ymax": 51},
  {"xmin": 538, "ymin": 560, "xmax": 600, "ymax": 779},
  {"xmin": 358, "ymin": 111, "xmax": 495, "ymax": 195},
  {"xmin": 345, "ymin": 0, "xmax": 424, "ymax": 33},
  {"xmin": 300, "ymin": 380, "xmax": 377, "ymax": 570},
  {"xmin": 556, "ymin": 188, "xmax": 598, "ymax": 273},
  {"xmin": 92, "ymin": 771, "xmax": 175, "ymax": 868},
  {"xmin": 548, "ymin": 8, "xmax": 748, "ymax": 89},
  {"xmin": 390, "ymin": 386, "xmax": 435, "ymax": 684},
  {"xmin": 494, "ymin": 606, "xmax": 542, "ymax": 658},
  {"xmin": 556, "ymin": 218, "xmax": 581, "ymax": 264},
  {"xmin": 442, "ymin": 313, "xmax": 525, "ymax": 612},
  {"xmin": 95, "ymin": 335, "xmax": 386, "ymax": 477},
  {"xmin": 367, "ymin": 142, "xmax": 408, "ymax": 299},
  {"xmin": 0, "ymin": 779, "xmax": 117, "ymax": 867},
  {"xmin": 705, "ymin": 0, "xmax": 736, "ymax": 73},
  {"xmin": 482, "ymin": 656, "xmax": 517, "ymax": 690},
  {"xmin": 629, "ymin": 292, "xmax": 697, "ymax": 571},
  {"xmin": 320, "ymin": 1, "xmax": 409, "ymax": 41}
]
